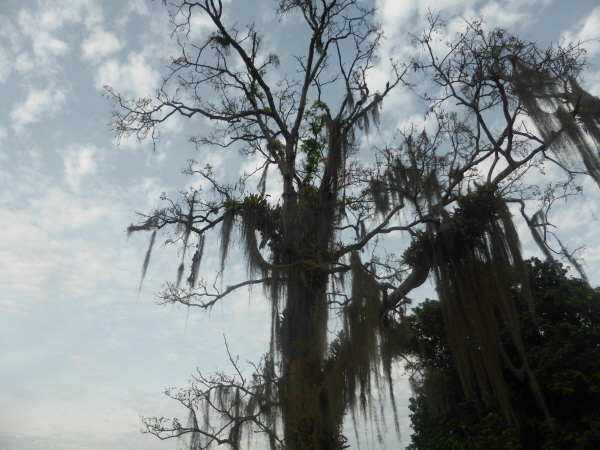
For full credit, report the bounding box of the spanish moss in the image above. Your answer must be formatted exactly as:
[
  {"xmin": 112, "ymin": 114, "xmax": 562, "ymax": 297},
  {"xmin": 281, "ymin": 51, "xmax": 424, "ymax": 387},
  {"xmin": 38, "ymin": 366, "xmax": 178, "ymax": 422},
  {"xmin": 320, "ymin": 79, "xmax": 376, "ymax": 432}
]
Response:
[{"xmin": 428, "ymin": 189, "xmax": 548, "ymax": 424}]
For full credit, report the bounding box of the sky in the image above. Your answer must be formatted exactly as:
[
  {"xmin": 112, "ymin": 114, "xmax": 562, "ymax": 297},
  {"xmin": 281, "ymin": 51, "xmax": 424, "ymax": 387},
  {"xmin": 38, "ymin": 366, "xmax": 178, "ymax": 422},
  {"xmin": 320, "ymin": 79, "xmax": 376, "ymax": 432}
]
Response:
[{"xmin": 1, "ymin": 0, "xmax": 600, "ymax": 449}]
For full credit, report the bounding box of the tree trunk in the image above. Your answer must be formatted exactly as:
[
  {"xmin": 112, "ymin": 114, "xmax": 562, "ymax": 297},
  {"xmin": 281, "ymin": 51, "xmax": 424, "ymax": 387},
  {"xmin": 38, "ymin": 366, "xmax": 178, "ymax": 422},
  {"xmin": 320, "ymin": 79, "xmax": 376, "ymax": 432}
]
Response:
[{"xmin": 279, "ymin": 184, "xmax": 343, "ymax": 449}]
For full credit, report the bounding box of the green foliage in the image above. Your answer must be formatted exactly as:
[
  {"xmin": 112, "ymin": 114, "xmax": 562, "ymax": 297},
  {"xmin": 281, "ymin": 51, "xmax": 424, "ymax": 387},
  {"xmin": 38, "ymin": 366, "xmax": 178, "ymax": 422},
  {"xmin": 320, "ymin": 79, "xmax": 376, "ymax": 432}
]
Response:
[
  {"xmin": 299, "ymin": 101, "xmax": 327, "ymax": 185},
  {"xmin": 288, "ymin": 415, "xmax": 348, "ymax": 450},
  {"xmin": 405, "ymin": 258, "xmax": 600, "ymax": 449},
  {"xmin": 401, "ymin": 186, "xmax": 503, "ymax": 267},
  {"xmin": 236, "ymin": 194, "xmax": 283, "ymax": 248}
]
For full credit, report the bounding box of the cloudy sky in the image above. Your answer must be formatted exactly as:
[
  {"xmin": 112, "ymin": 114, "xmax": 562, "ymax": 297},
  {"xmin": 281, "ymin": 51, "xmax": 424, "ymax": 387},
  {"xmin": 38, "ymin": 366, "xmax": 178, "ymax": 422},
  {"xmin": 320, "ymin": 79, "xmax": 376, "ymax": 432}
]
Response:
[{"xmin": 1, "ymin": 0, "xmax": 600, "ymax": 449}]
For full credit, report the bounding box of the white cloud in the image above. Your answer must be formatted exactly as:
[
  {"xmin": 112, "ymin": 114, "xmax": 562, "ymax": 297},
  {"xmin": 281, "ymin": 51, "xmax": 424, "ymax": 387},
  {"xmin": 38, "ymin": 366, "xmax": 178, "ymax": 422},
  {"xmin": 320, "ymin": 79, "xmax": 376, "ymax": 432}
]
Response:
[
  {"xmin": 10, "ymin": 84, "xmax": 67, "ymax": 133},
  {"xmin": 0, "ymin": 163, "xmax": 141, "ymax": 311},
  {"xmin": 12, "ymin": 52, "xmax": 36, "ymax": 75},
  {"xmin": 63, "ymin": 144, "xmax": 99, "ymax": 192},
  {"xmin": 562, "ymin": 6, "xmax": 600, "ymax": 73},
  {"xmin": 130, "ymin": 177, "xmax": 168, "ymax": 209},
  {"xmin": 563, "ymin": 5, "xmax": 600, "ymax": 44},
  {"xmin": 0, "ymin": 126, "xmax": 7, "ymax": 161},
  {"xmin": 70, "ymin": 354, "xmax": 107, "ymax": 379},
  {"xmin": 0, "ymin": 42, "xmax": 14, "ymax": 84},
  {"xmin": 82, "ymin": 28, "xmax": 123, "ymax": 63},
  {"xmin": 2, "ymin": 0, "xmax": 103, "ymax": 96},
  {"xmin": 478, "ymin": 0, "xmax": 552, "ymax": 28},
  {"xmin": 96, "ymin": 53, "xmax": 160, "ymax": 98},
  {"xmin": 0, "ymin": 12, "xmax": 28, "ymax": 83},
  {"xmin": 31, "ymin": 31, "xmax": 68, "ymax": 58},
  {"xmin": 376, "ymin": 0, "xmax": 552, "ymax": 57},
  {"xmin": 188, "ymin": 11, "xmax": 217, "ymax": 41},
  {"xmin": 20, "ymin": 0, "xmax": 102, "ymax": 31},
  {"xmin": 114, "ymin": 0, "xmax": 151, "ymax": 29},
  {"xmin": 125, "ymin": 0, "xmax": 151, "ymax": 16},
  {"xmin": 16, "ymin": 0, "xmax": 101, "ymax": 69},
  {"xmin": 93, "ymin": 2, "xmax": 177, "ymax": 100}
]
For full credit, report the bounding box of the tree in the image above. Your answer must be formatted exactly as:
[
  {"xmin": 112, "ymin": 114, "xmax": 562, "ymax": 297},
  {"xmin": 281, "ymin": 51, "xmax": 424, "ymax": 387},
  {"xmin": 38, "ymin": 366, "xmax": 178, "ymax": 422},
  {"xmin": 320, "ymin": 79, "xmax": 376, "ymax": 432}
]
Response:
[
  {"xmin": 405, "ymin": 258, "xmax": 600, "ymax": 449},
  {"xmin": 106, "ymin": 2, "xmax": 600, "ymax": 449}
]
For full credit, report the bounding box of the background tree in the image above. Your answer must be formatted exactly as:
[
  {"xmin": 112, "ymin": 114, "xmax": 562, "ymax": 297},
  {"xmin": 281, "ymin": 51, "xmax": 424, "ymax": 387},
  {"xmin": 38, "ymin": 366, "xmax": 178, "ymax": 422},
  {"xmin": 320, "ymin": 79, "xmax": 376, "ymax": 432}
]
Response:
[
  {"xmin": 405, "ymin": 258, "xmax": 600, "ymax": 449},
  {"xmin": 106, "ymin": 2, "xmax": 600, "ymax": 449}
]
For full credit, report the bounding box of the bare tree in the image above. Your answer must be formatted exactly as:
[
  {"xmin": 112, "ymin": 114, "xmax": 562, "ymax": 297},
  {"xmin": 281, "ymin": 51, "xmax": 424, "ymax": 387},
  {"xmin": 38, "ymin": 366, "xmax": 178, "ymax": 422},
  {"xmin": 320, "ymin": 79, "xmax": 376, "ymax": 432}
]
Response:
[{"xmin": 107, "ymin": 3, "xmax": 600, "ymax": 449}]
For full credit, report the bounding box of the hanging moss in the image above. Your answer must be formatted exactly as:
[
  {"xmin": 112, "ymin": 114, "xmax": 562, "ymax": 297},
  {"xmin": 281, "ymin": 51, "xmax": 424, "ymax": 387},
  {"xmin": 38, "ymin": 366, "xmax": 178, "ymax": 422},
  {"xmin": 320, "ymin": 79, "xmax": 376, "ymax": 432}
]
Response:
[
  {"xmin": 513, "ymin": 63, "xmax": 600, "ymax": 186},
  {"xmin": 423, "ymin": 187, "xmax": 549, "ymax": 426},
  {"xmin": 219, "ymin": 203, "xmax": 237, "ymax": 275},
  {"xmin": 187, "ymin": 234, "xmax": 205, "ymax": 288},
  {"xmin": 139, "ymin": 229, "xmax": 156, "ymax": 292},
  {"xmin": 369, "ymin": 179, "xmax": 390, "ymax": 214}
]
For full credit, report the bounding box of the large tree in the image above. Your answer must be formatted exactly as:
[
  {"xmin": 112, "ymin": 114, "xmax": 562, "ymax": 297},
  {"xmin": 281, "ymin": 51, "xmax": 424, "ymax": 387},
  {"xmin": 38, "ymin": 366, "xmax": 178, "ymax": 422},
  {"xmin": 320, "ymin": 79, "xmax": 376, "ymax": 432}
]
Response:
[
  {"xmin": 405, "ymin": 258, "xmax": 600, "ymax": 449},
  {"xmin": 107, "ymin": 2, "xmax": 600, "ymax": 449}
]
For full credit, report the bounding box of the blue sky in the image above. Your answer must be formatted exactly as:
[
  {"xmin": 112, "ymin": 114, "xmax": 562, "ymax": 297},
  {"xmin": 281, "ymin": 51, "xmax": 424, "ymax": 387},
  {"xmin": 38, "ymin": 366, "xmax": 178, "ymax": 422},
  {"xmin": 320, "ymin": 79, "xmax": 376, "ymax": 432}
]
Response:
[{"xmin": 1, "ymin": 0, "xmax": 600, "ymax": 449}]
